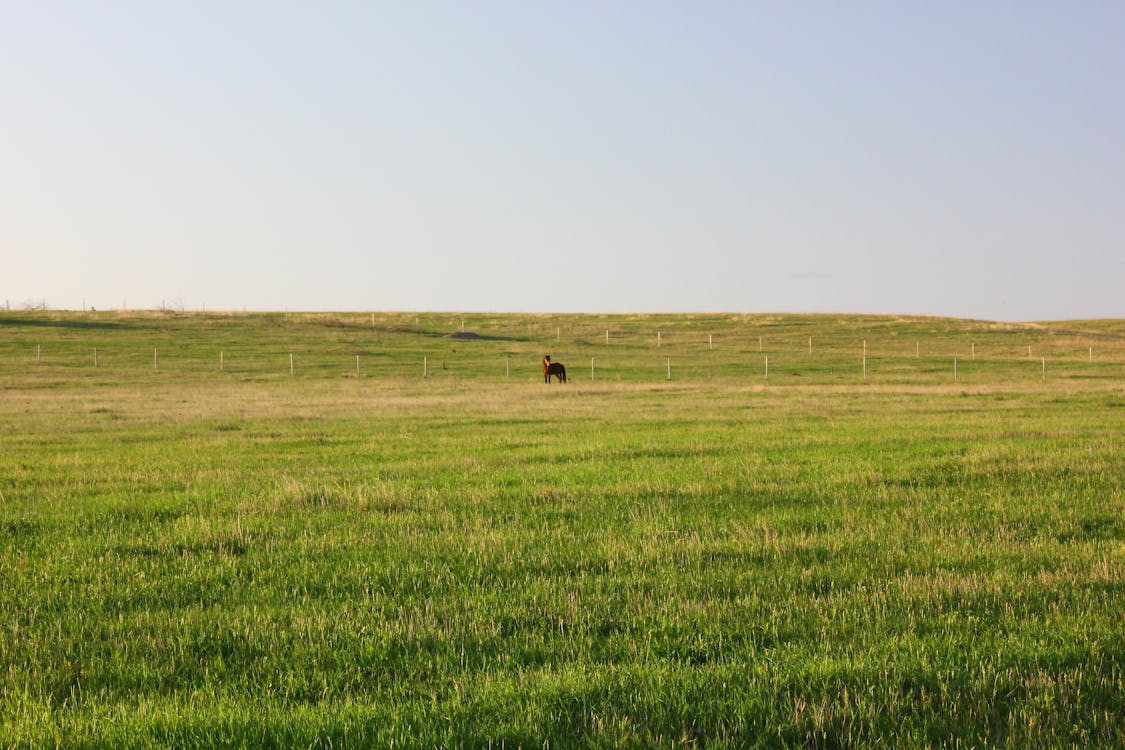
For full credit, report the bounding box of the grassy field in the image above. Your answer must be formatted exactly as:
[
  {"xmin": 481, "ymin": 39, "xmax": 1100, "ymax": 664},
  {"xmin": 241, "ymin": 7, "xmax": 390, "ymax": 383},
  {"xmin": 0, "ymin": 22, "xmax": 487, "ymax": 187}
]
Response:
[{"xmin": 1, "ymin": 311, "xmax": 1123, "ymax": 748}]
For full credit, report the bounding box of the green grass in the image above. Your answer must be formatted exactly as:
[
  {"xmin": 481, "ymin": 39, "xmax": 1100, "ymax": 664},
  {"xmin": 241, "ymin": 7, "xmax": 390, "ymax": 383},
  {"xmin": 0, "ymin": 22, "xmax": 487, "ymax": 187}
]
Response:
[{"xmin": 1, "ymin": 311, "xmax": 1123, "ymax": 747}]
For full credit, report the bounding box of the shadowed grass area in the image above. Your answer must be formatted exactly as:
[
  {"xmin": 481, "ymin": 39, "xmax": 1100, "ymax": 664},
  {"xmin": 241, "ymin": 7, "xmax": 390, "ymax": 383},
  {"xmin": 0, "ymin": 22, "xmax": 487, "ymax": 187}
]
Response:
[{"xmin": 1, "ymin": 312, "xmax": 1123, "ymax": 747}]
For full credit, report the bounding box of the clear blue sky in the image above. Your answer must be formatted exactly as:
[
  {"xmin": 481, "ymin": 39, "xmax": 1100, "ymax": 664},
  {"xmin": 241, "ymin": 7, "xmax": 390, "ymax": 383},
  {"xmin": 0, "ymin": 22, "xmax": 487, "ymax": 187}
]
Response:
[{"xmin": 3, "ymin": 2, "xmax": 1122, "ymax": 320}]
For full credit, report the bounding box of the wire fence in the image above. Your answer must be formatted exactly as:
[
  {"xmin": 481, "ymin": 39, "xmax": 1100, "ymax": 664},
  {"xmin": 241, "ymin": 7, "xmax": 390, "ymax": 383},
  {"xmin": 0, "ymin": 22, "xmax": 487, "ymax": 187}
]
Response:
[
  {"xmin": 3, "ymin": 310, "xmax": 1123, "ymax": 386},
  {"xmin": 7, "ymin": 340, "xmax": 1123, "ymax": 387}
]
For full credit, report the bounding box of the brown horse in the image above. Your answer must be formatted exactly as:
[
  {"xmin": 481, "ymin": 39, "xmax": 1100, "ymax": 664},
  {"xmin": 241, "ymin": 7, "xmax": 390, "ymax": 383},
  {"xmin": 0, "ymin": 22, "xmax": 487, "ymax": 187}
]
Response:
[{"xmin": 543, "ymin": 355, "xmax": 567, "ymax": 383}]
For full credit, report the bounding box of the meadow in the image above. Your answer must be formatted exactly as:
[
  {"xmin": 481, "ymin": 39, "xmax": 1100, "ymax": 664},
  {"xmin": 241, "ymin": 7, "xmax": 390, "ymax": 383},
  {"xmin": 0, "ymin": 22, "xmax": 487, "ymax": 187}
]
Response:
[{"xmin": 1, "ymin": 310, "xmax": 1123, "ymax": 748}]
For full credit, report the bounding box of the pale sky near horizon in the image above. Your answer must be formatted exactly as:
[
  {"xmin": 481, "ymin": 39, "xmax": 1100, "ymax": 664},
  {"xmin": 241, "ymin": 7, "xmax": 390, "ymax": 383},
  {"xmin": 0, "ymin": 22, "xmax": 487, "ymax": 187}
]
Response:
[{"xmin": 2, "ymin": 2, "xmax": 1123, "ymax": 321}]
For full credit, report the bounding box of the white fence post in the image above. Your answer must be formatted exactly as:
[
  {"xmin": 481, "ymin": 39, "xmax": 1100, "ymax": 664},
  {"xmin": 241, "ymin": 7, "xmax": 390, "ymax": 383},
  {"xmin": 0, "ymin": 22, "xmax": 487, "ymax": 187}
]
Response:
[
  {"xmin": 154, "ymin": 348, "xmax": 158, "ymax": 370},
  {"xmin": 1042, "ymin": 357, "xmax": 1047, "ymax": 382},
  {"xmin": 667, "ymin": 357, "xmax": 671, "ymax": 380},
  {"xmin": 591, "ymin": 357, "xmax": 595, "ymax": 381},
  {"xmin": 423, "ymin": 356, "xmax": 428, "ymax": 378},
  {"xmin": 954, "ymin": 357, "xmax": 958, "ymax": 381},
  {"xmin": 764, "ymin": 356, "xmax": 769, "ymax": 380},
  {"xmin": 220, "ymin": 352, "xmax": 224, "ymax": 371},
  {"xmin": 290, "ymin": 353, "xmax": 294, "ymax": 375}
]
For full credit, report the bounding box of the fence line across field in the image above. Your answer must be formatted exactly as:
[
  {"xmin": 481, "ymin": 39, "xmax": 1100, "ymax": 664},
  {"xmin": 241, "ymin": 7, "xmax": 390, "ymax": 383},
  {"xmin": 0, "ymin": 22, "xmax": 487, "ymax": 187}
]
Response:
[
  {"xmin": 18, "ymin": 334, "xmax": 1122, "ymax": 384},
  {"xmin": 24, "ymin": 348, "xmax": 1117, "ymax": 369},
  {"xmin": 26, "ymin": 343, "xmax": 1119, "ymax": 365},
  {"xmin": 41, "ymin": 315, "xmax": 1125, "ymax": 357}
]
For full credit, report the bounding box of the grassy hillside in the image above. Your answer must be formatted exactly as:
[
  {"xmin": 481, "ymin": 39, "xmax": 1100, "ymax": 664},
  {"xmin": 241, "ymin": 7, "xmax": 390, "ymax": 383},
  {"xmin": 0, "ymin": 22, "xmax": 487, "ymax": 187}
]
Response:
[
  {"xmin": 1, "ymin": 312, "xmax": 1122, "ymax": 747},
  {"xmin": 2, "ymin": 309, "xmax": 1123, "ymax": 386}
]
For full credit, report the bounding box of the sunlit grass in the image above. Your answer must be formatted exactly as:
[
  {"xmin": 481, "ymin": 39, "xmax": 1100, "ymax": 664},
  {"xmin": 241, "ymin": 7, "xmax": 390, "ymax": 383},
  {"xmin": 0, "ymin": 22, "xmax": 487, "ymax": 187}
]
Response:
[{"xmin": 1, "ymin": 312, "xmax": 1123, "ymax": 747}]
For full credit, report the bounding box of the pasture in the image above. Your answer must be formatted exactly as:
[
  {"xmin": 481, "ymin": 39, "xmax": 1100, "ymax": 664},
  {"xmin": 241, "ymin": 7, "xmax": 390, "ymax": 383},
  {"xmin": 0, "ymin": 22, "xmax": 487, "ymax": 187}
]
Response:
[{"xmin": 1, "ymin": 311, "xmax": 1123, "ymax": 748}]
